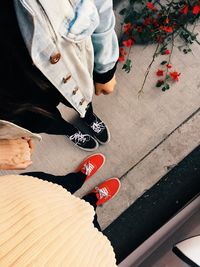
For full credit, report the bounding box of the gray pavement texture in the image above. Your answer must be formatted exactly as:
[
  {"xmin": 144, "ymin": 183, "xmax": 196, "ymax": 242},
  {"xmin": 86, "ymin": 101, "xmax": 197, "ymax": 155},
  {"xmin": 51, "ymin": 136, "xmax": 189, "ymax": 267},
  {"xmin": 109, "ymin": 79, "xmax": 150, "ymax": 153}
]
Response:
[{"xmin": 1, "ymin": 8, "xmax": 200, "ymax": 230}]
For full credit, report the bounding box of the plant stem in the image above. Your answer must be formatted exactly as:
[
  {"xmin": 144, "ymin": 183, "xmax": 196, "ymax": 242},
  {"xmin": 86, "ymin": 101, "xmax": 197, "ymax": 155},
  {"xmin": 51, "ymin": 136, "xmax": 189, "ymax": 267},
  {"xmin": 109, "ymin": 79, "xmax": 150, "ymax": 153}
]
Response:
[
  {"xmin": 164, "ymin": 33, "xmax": 174, "ymax": 82},
  {"xmin": 138, "ymin": 43, "xmax": 160, "ymax": 96}
]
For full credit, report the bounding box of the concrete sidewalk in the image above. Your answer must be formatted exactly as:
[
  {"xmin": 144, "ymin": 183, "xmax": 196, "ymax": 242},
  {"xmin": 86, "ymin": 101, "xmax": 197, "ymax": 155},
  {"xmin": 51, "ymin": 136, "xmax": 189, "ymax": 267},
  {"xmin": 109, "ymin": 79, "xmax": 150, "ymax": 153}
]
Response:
[{"xmin": 1, "ymin": 9, "xmax": 200, "ymax": 230}]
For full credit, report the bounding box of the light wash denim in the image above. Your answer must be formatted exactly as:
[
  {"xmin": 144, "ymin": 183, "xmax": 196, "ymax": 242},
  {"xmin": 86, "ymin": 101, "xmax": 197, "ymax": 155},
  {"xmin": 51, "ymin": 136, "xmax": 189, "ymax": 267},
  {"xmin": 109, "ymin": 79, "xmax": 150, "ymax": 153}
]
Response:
[
  {"xmin": 64, "ymin": 0, "xmax": 119, "ymax": 73},
  {"xmin": 13, "ymin": 0, "xmax": 119, "ymax": 119},
  {"xmin": 92, "ymin": 0, "xmax": 119, "ymax": 73}
]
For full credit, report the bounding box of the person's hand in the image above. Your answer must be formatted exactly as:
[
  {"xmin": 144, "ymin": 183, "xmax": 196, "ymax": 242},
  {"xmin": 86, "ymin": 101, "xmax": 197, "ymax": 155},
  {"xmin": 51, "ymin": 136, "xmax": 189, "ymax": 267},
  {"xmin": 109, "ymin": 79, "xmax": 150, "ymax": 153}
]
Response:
[
  {"xmin": 95, "ymin": 75, "xmax": 117, "ymax": 96},
  {"xmin": 23, "ymin": 137, "xmax": 34, "ymax": 154},
  {"xmin": 0, "ymin": 161, "xmax": 33, "ymax": 170},
  {"xmin": 0, "ymin": 139, "xmax": 33, "ymax": 170}
]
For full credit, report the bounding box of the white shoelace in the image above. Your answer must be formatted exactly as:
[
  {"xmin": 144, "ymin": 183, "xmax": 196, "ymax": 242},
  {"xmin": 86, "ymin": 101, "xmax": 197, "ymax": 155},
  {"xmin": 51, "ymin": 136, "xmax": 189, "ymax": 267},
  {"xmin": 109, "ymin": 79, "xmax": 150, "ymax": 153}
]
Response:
[
  {"xmin": 83, "ymin": 162, "xmax": 95, "ymax": 176},
  {"xmin": 69, "ymin": 132, "xmax": 89, "ymax": 144},
  {"xmin": 91, "ymin": 121, "xmax": 105, "ymax": 134},
  {"xmin": 95, "ymin": 186, "xmax": 110, "ymax": 199}
]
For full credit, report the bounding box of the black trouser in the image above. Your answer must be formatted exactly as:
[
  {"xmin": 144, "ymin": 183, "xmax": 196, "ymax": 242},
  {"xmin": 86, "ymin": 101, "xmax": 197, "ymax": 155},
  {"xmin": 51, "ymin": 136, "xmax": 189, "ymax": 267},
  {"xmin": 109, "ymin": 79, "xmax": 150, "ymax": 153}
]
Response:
[
  {"xmin": 15, "ymin": 101, "xmax": 95, "ymax": 136},
  {"xmin": 23, "ymin": 171, "xmax": 101, "ymax": 231},
  {"xmin": 42, "ymin": 102, "xmax": 96, "ymax": 135}
]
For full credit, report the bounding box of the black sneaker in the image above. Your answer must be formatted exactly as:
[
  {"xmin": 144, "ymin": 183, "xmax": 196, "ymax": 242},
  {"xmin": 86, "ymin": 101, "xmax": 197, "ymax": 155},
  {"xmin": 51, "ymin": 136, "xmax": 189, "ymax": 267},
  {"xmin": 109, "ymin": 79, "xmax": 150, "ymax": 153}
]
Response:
[
  {"xmin": 67, "ymin": 130, "xmax": 99, "ymax": 151},
  {"xmin": 84, "ymin": 114, "xmax": 111, "ymax": 144}
]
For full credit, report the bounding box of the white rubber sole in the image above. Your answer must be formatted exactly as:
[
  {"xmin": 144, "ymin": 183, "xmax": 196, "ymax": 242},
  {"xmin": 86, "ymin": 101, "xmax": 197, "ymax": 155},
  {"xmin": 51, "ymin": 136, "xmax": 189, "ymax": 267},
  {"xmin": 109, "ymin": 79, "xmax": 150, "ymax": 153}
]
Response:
[{"xmin": 74, "ymin": 139, "xmax": 99, "ymax": 152}]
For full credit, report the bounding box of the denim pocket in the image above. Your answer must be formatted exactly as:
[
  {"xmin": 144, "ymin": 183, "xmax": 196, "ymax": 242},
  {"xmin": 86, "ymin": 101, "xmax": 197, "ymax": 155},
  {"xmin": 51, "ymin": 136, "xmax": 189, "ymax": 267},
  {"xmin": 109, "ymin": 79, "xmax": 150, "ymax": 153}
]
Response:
[{"xmin": 59, "ymin": 0, "xmax": 100, "ymax": 43}]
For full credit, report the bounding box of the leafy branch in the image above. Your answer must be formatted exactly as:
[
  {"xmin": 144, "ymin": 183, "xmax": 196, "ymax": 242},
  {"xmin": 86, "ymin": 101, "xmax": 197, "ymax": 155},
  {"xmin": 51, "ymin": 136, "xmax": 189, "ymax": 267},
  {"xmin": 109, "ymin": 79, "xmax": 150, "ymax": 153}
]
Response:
[{"xmin": 118, "ymin": 0, "xmax": 200, "ymax": 92}]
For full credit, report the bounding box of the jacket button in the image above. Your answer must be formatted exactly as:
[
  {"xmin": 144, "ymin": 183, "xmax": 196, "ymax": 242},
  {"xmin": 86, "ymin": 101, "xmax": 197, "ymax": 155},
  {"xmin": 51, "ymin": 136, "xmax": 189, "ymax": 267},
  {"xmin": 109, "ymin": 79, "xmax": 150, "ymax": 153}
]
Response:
[
  {"xmin": 79, "ymin": 98, "xmax": 85, "ymax": 106},
  {"xmin": 50, "ymin": 52, "xmax": 61, "ymax": 64},
  {"xmin": 63, "ymin": 74, "xmax": 72, "ymax": 83},
  {"xmin": 72, "ymin": 87, "xmax": 79, "ymax": 95}
]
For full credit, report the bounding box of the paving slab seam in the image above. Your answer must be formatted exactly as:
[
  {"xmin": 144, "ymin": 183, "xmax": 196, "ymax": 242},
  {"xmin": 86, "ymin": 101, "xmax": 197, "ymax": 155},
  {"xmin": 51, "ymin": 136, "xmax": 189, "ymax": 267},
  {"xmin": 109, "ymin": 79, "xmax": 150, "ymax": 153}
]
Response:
[{"xmin": 119, "ymin": 106, "xmax": 200, "ymax": 180}]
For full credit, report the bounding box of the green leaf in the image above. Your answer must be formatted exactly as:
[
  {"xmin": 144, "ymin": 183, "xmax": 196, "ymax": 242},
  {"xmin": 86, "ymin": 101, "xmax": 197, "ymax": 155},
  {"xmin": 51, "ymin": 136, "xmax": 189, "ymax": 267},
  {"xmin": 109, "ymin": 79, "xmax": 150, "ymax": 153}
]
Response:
[
  {"xmin": 119, "ymin": 8, "xmax": 127, "ymax": 16},
  {"xmin": 122, "ymin": 59, "xmax": 132, "ymax": 73},
  {"xmin": 165, "ymin": 84, "xmax": 170, "ymax": 90},
  {"xmin": 156, "ymin": 80, "xmax": 164, "ymax": 87},
  {"xmin": 162, "ymin": 83, "xmax": 170, "ymax": 91},
  {"xmin": 161, "ymin": 60, "xmax": 168, "ymax": 65}
]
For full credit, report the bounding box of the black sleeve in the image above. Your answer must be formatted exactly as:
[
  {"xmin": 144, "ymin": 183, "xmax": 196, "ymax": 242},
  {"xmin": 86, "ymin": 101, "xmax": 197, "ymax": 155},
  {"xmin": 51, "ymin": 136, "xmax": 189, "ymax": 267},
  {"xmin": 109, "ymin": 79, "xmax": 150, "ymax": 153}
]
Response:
[{"xmin": 93, "ymin": 62, "xmax": 118, "ymax": 84}]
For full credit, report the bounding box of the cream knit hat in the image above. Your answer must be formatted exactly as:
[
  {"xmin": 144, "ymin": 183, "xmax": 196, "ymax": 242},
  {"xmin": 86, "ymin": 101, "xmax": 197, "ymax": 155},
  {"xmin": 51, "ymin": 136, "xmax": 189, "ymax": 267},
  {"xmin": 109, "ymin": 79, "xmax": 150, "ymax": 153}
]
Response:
[{"xmin": 0, "ymin": 175, "xmax": 117, "ymax": 267}]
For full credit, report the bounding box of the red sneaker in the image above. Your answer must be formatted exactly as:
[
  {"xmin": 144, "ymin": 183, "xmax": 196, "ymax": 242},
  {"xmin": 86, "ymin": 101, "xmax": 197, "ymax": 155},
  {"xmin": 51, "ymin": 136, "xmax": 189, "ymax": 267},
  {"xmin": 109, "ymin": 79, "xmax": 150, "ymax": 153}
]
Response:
[
  {"xmin": 93, "ymin": 178, "xmax": 121, "ymax": 206},
  {"xmin": 76, "ymin": 153, "xmax": 105, "ymax": 181}
]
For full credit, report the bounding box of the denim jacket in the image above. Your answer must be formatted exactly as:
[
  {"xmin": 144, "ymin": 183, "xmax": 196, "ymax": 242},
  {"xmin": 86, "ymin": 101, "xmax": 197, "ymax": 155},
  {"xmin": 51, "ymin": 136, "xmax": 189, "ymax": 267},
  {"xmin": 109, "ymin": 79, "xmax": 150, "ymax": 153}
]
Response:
[{"xmin": 13, "ymin": 0, "xmax": 119, "ymax": 118}]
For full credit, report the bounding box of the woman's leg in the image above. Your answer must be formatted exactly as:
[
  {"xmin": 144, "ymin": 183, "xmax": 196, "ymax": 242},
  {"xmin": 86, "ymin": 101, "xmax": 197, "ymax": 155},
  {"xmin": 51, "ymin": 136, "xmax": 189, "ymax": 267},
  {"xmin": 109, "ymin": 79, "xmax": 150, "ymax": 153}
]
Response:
[
  {"xmin": 23, "ymin": 171, "xmax": 86, "ymax": 194},
  {"xmin": 42, "ymin": 115, "xmax": 77, "ymax": 136},
  {"xmin": 18, "ymin": 105, "xmax": 98, "ymax": 150},
  {"xmin": 23, "ymin": 171, "xmax": 101, "ymax": 229},
  {"xmin": 82, "ymin": 178, "xmax": 121, "ymax": 231},
  {"xmin": 81, "ymin": 103, "xmax": 110, "ymax": 144},
  {"xmin": 13, "ymin": 106, "xmax": 77, "ymax": 136},
  {"xmin": 82, "ymin": 193, "xmax": 101, "ymax": 231},
  {"xmin": 83, "ymin": 103, "xmax": 96, "ymax": 124}
]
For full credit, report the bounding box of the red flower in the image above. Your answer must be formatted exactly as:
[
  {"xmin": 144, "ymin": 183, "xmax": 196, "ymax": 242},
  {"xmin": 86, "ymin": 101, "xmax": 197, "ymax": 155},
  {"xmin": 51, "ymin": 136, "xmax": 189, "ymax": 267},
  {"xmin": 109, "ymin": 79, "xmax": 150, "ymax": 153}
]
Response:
[
  {"xmin": 119, "ymin": 47, "xmax": 127, "ymax": 62},
  {"xmin": 119, "ymin": 47, "xmax": 125, "ymax": 56},
  {"xmin": 124, "ymin": 23, "xmax": 133, "ymax": 34},
  {"xmin": 164, "ymin": 49, "xmax": 171, "ymax": 55},
  {"xmin": 180, "ymin": 4, "xmax": 189, "ymax": 15},
  {"xmin": 163, "ymin": 26, "xmax": 173, "ymax": 33},
  {"xmin": 122, "ymin": 39, "xmax": 134, "ymax": 48},
  {"xmin": 166, "ymin": 64, "xmax": 172, "ymax": 69},
  {"xmin": 137, "ymin": 26, "xmax": 143, "ymax": 32},
  {"xmin": 193, "ymin": 5, "xmax": 200, "ymax": 15},
  {"xmin": 146, "ymin": 2, "xmax": 156, "ymax": 11},
  {"xmin": 153, "ymin": 19, "xmax": 159, "ymax": 27},
  {"xmin": 156, "ymin": 69, "xmax": 164, "ymax": 76},
  {"xmin": 169, "ymin": 71, "xmax": 181, "ymax": 81},
  {"xmin": 144, "ymin": 17, "xmax": 151, "ymax": 26},
  {"xmin": 118, "ymin": 56, "xmax": 125, "ymax": 62}
]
